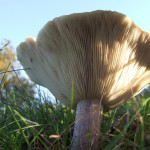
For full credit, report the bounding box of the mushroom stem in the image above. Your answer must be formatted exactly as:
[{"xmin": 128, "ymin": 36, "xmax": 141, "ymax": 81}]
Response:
[{"xmin": 71, "ymin": 99, "xmax": 103, "ymax": 150}]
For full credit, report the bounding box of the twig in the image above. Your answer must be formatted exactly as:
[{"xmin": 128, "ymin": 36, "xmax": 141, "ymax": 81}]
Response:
[{"xmin": 0, "ymin": 68, "xmax": 30, "ymax": 74}]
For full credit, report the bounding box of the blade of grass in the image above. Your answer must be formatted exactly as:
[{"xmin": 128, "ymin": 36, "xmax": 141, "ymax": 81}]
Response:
[
  {"xmin": 29, "ymin": 127, "xmax": 45, "ymax": 147},
  {"xmin": 63, "ymin": 82, "xmax": 74, "ymax": 147},
  {"xmin": 14, "ymin": 110, "xmax": 39, "ymax": 125},
  {"xmin": 143, "ymin": 97, "xmax": 150, "ymax": 122},
  {"xmin": 14, "ymin": 109, "xmax": 52, "ymax": 149},
  {"xmin": 0, "ymin": 42, "xmax": 9, "ymax": 51},
  {"xmin": 8, "ymin": 105, "xmax": 30, "ymax": 147},
  {"xmin": 88, "ymin": 131, "xmax": 92, "ymax": 150},
  {"xmin": 104, "ymin": 112, "xmax": 137, "ymax": 150},
  {"xmin": 104, "ymin": 97, "xmax": 150, "ymax": 150},
  {"xmin": 0, "ymin": 68, "xmax": 31, "ymax": 74}
]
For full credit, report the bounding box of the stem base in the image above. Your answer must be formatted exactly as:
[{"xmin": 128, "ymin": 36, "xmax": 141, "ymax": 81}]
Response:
[{"xmin": 71, "ymin": 99, "xmax": 103, "ymax": 150}]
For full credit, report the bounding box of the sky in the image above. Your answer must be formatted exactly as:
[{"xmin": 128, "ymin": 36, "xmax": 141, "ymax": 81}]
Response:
[{"xmin": 1, "ymin": 0, "xmax": 150, "ymax": 48}]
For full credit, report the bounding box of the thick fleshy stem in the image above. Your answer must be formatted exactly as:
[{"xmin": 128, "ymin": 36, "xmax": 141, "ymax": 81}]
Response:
[{"xmin": 71, "ymin": 99, "xmax": 103, "ymax": 150}]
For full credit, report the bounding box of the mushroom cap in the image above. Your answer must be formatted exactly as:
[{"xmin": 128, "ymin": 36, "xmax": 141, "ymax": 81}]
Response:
[{"xmin": 17, "ymin": 10, "xmax": 150, "ymax": 110}]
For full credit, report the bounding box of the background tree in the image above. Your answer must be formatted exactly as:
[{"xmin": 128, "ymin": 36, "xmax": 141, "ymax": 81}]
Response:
[{"xmin": 0, "ymin": 40, "xmax": 35, "ymax": 106}]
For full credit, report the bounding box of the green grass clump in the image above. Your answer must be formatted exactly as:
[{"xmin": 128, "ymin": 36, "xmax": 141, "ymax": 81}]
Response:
[
  {"xmin": 0, "ymin": 87, "xmax": 150, "ymax": 150},
  {"xmin": 0, "ymin": 87, "xmax": 76, "ymax": 150}
]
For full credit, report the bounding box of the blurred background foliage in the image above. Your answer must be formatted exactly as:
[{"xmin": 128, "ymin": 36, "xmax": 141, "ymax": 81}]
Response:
[{"xmin": 0, "ymin": 40, "xmax": 35, "ymax": 106}]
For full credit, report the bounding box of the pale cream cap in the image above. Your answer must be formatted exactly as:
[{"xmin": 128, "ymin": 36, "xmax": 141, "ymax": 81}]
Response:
[{"xmin": 17, "ymin": 10, "xmax": 150, "ymax": 110}]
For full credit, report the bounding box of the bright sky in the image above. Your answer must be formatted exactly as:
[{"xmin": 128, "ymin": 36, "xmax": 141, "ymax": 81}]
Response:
[{"xmin": 1, "ymin": 0, "xmax": 150, "ymax": 48}]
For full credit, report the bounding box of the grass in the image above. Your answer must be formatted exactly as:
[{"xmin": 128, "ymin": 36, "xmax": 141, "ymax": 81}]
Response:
[
  {"xmin": 0, "ymin": 85, "xmax": 150, "ymax": 150},
  {"xmin": 0, "ymin": 87, "xmax": 75, "ymax": 150}
]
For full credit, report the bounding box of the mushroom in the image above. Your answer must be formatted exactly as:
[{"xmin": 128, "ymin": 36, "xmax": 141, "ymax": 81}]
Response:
[{"xmin": 17, "ymin": 10, "xmax": 150, "ymax": 150}]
